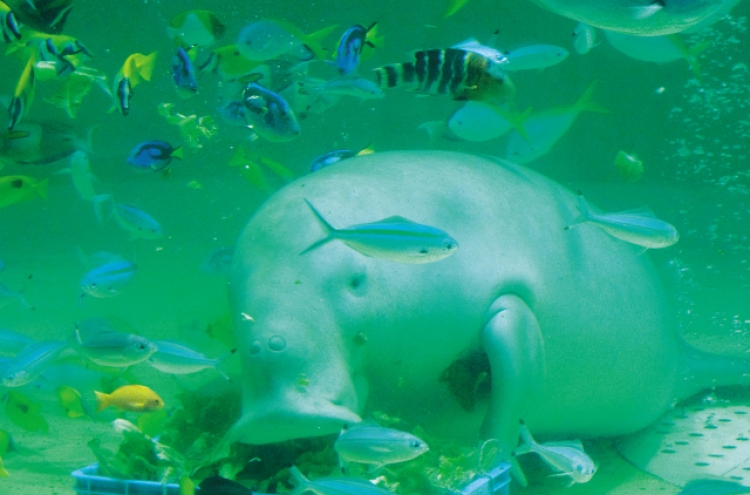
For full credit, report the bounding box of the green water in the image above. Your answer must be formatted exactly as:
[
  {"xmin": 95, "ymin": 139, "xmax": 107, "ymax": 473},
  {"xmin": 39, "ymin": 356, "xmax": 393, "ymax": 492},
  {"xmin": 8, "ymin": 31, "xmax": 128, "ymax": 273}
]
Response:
[{"xmin": 1, "ymin": 0, "xmax": 749, "ymax": 493}]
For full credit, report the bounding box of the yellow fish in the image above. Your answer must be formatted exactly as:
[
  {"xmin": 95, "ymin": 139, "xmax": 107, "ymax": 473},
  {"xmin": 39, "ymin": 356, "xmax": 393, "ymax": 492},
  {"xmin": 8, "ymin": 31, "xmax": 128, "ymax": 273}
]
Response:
[
  {"xmin": 94, "ymin": 384, "xmax": 164, "ymax": 413},
  {"xmin": 197, "ymin": 44, "xmax": 262, "ymax": 81},
  {"xmin": 7, "ymin": 54, "xmax": 35, "ymax": 130},
  {"xmin": 5, "ymin": 391, "xmax": 48, "ymax": 433},
  {"xmin": 57, "ymin": 385, "xmax": 88, "ymax": 418},
  {"xmin": 167, "ymin": 10, "xmax": 225, "ymax": 47},
  {"xmin": 112, "ymin": 51, "xmax": 158, "ymax": 115},
  {"xmin": 0, "ymin": 457, "xmax": 7, "ymax": 478},
  {"xmin": 0, "ymin": 175, "xmax": 48, "ymax": 209}
]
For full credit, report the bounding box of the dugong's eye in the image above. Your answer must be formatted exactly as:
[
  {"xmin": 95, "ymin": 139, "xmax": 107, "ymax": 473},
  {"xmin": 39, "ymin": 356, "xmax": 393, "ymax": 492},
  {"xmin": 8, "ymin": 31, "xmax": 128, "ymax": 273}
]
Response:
[{"xmin": 349, "ymin": 273, "xmax": 366, "ymax": 292}]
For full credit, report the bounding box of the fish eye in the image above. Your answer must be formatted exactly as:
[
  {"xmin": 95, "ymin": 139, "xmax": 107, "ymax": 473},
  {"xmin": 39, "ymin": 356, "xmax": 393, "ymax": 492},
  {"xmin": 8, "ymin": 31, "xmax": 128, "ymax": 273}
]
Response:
[
  {"xmin": 443, "ymin": 241, "xmax": 454, "ymax": 251},
  {"xmin": 137, "ymin": 343, "xmax": 146, "ymax": 350},
  {"xmin": 419, "ymin": 248, "xmax": 429, "ymax": 255},
  {"xmin": 410, "ymin": 440, "xmax": 422, "ymax": 449}
]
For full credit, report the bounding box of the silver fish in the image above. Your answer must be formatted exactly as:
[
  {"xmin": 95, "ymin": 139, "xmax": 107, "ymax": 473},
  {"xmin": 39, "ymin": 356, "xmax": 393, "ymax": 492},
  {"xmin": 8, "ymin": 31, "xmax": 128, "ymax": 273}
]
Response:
[
  {"xmin": 71, "ymin": 316, "xmax": 156, "ymax": 367},
  {"xmin": 513, "ymin": 423, "xmax": 596, "ymax": 486},
  {"xmin": 334, "ymin": 424, "xmax": 429, "ymax": 469},
  {"xmin": 199, "ymin": 246, "xmax": 234, "ymax": 275},
  {"xmin": 565, "ymin": 194, "xmax": 679, "ymax": 249},
  {"xmin": 113, "ymin": 203, "xmax": 163, "ymax": 240},
  {"xmin": 298, "ymin": 76, "xmax": 384, "ymax": 99},
  {"xmin": 148, "ymin": 340, "xmax": 234, "ymax": 378},
  {"xmin": 1, "ymin": 340, "xmax": 68, "ymax": 387},
  {"xmin": 0, "ymin": 328, "xmax": 35, "ymax": 356},
  {"xmin": 289, "ymin": 465, "xmax": 394, "ymax": 495},
  {"xmin": 301, "ymin": 200, "xmax": 459, "ymax": 264},
  {"xmin": 79, "ymin": 252, "xmax": 137, "ymax": 300}
]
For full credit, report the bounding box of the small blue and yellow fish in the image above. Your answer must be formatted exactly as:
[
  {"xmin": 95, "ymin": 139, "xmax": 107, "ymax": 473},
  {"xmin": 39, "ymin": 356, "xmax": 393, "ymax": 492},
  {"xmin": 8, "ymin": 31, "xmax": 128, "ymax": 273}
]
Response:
[
  {"xmin": 18, "ymin": 32, "xmax": 93, "ymax": 78},
  {"xmin": 112, "ymin": 51, "xmax": 157, "ymax": 115},
  {"xmin": 299, "ymin": 76, "xmax": 384, "ymax": 100},
  {"xmin": 95, "ymin": 384, "xmax": 164, "ymax": 413},
  {"xmin": 14, "ymin": 0, "xmax": 72, "ymax": 34},
  {"xmin": 127, "ymin": 140, "xmax": 183, "ymax": 171},
  {"xmin": 301, "ymin": 199, "xmax": 459, "ymax": 264},
  {"xmin": 79, "ymin": 251, "xmax": 137, "ymax": 301},
  {"xmin": 289, "ymin": 465, "xmax": 394, "ymax": 495},
  {"xmin": 171, "ymin": 46, "xmax": 198, "ymax": 98},
  {"xmin": 0, "ymin": 175, "xmax": 48, "ymax": 209},
  {"xmin": 503, "ymin": 44, "xmax": 569, "ymax": 71},
  {"xmin": 0, "ymin": 2, "xmax": 21, "ymax": 43},
  {"xmin": 565, "ymin": 194, "xmax": 679, "ymax": 249},
  {"xmin": 71, "ymin": 316, "xmax": 156, "ymax": 367},
  {"xmin": 335, "ymin": 22, "xmax": 377, "ymax": 75},
  {"xmin": 113, "ymin": 203, "xmax": 163, "ymax": 240},
  {"xmin": 309, "ymin": 144, "xmax": 373, "ymax": 172},
  {"xmin": 148, "ymin": 341, "xmax": 235, "ymax": 379},
  {"xmin": 334, "ymin": 424, "xmax": 429, "ymax": 469},
  {"xmin": 1, "ymin": 340, "xmax": 67, "ymax": 387},
  {"xmin": 167, "ymin": 10, "xmax": 225, "ymax": 47},
  {"xmin": 243, "ymin": 82, "xmax": 300, "ymax": 142},
  {"xmin": 7, "ymin": 55, "xmax": 35, "ymax": 130}
]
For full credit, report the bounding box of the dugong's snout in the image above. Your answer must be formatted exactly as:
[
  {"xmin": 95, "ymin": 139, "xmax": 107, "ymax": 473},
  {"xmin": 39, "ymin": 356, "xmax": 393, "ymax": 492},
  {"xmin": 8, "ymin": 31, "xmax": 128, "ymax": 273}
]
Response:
[{"xmin": 233, "ymin": 317, "xmax": 367, "ymax": 444}]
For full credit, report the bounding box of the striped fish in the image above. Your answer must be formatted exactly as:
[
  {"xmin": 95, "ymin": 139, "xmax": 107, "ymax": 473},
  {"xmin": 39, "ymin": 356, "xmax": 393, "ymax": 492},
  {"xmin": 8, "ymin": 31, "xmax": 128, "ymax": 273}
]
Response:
[{"xmin": 373, "ymin": 48, "xmax": 515, "ymax": 103}]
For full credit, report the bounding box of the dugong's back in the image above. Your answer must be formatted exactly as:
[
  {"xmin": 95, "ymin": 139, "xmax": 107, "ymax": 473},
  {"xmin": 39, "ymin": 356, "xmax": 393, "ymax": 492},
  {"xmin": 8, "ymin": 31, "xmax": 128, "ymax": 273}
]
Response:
[{"xmin": 233, "ymin": 151, "xmax": 678, "ymax": 441}]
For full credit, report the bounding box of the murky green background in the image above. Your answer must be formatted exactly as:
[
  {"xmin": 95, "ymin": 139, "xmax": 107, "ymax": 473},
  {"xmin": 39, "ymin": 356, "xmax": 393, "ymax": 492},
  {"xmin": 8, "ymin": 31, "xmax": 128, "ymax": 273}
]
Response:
[{"xmin": 0, "ymin": 0, "xmax": 749, "ymax": 493}]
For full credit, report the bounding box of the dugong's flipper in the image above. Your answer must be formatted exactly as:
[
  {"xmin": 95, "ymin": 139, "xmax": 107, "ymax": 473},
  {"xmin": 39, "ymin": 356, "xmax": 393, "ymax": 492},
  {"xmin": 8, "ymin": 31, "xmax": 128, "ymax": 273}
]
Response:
[{"xmin": 480, "ymin": 294, "xmax": 545, "ymax": 487}]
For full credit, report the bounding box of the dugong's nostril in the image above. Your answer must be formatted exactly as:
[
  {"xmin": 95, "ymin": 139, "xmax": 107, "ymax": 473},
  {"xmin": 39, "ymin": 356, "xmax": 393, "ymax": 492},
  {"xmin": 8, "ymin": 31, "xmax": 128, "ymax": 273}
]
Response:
[{"xmin": 268, "ymin": 335, "xmax": 287, "ymax": 351}]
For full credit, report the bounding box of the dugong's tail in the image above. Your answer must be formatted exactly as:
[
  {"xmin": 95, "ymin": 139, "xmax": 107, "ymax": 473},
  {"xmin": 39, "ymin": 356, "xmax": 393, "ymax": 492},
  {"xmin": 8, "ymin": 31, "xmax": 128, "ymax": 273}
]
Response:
[{"xmin": 677, "ymin": 342, "xmax": 750, "ymax": 399}]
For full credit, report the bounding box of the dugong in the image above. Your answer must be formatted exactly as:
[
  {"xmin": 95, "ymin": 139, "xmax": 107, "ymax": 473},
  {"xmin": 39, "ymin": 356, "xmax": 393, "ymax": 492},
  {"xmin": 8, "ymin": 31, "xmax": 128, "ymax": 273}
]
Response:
[
  {"xmin": 528, "ymin": 0, "xmax": 729, "ymax": 36},
  {"xmin": 228, "ymin": 151, "xmax": 744, "ymax": 482}
]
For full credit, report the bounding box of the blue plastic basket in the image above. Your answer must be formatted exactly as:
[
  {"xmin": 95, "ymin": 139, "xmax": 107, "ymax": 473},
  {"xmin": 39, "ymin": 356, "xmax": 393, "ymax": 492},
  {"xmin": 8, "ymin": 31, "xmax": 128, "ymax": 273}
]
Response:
[
  {"xmin": 457, "ymin": 462, "xmax": 511, "ymax": 495},
  {"xmin": 72, "ymin": 461, "xmax": 511, "ymax": 495},
  {"xmin": 71, "ymin": 464, "xmax": 181, "ymax": 495}
]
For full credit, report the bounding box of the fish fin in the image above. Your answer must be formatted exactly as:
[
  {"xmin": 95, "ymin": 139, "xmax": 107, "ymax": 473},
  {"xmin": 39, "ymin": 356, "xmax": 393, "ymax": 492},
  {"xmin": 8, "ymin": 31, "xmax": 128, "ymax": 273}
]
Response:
[
  {"xmin": 300, "ymin": 199, "xmax": 337, "ymax": 255},
  {"xmin": 356, "ymin": 143, "xmax": 374, "ymax": 156},
  {"xmin": 297, "ymin": 23, "xmax": 340, "ymax": 61},
  {"xmin": 444, "ymin": 0, "xmax": 472, "ymax": 18},
  {"xmin": 171, "ymin": 146, "xmax": 184, "ymax": 160},
  {"xmin": 574, "ymin": 81, "xmax": 608, "ymax": 114},
  {"xmin": 618, "ymin": 206, "xmax": 656, "ymax": 217},
  {"xmin": 377, "ymin": 215, "xmax": 416, "ymax": 224},
  {"xmin": 417, "ymin": 121, "xmax": 446, "ymax": 142},
  {"xmin": 92, "ymin": 194, "xmax": 111, "ymax": 224},
  {"xmin": 631, "ymin": 2, "xmax": 663, "ymax": 20},
  {"xmin": 545, "ymin": 439, "xmax": 585, "ymax": 449},
  {"xmin": 494, "ymin": 105, "xmax": 532, "ymax": 141},
  {"xmin": 564, "ymin": 193, "xmax": 591, "ymax": 230},
  {"xmin": 33, "ymin": 178, "xmax": 49, "ymax": 201},
  {"xmin": 94, "ymin": 390, "xmax": 108, "ymax": 412}
]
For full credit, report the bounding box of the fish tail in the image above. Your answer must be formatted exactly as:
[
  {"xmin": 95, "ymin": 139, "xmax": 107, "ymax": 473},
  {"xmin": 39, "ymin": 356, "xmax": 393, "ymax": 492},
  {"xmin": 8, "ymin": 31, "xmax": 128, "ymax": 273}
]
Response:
[
  {"xmin": 33, "ymin": 178, "xmax": 49, "ymax": 201},
  {"xmin": 300, "ymin": 24, "xmax": 340, "ymax": 60},
  {"xmin": 92, "ymin": 194, "xmax": 111, "ymax": 224},
  {"xmin": 288, "ymin": 465, "xmax": 312, "ymax": 495},
  {"xmin": 94, "ymin": 391, "xmax": 109, "ymax": 413},
  {"xmin": 356, "ymin": 143, "xmax": 375, "ymax": 156},
  {"xmin": 134, "ymin": 51, "xmax": 158, "ymax": 82},
  {"xmin": 300, "ymin": 199, "xmax": 337, "ymax": 255},
  {"xmin": 565, "ymin": 193, "xmax": 591, "ymax": 230},
  {"xmin": 216, "ymin": 348, "xmax": 237, "ymax": 380},
  {"xmin": 684, "ymin": 39, "xmax": 711, "ymax": 78},
  {"xmin": 513, "ymin": 422, "xmax": 536, "ymax": 456},
  {"xmin": 171, "ymin": 146, "xmax": 184, "ymax": 160},
  {"xmin": 574, "ymin": 81, "xmax": 608, "ymax": 114}
]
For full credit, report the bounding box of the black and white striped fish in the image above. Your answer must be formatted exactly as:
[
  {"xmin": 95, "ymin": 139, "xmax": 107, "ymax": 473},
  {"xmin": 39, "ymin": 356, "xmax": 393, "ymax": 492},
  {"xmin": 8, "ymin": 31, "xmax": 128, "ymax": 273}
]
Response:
[{"xmin": 373, "ymin": 48, "xmax": 515, "ymax": 103}]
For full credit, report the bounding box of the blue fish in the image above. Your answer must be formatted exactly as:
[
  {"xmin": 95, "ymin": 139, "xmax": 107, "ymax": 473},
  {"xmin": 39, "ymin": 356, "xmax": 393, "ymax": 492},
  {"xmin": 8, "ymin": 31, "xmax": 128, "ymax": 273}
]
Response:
[
  {"xmin": 335, "ymin": 22, "xmax": 377, "ymax": 75},
  {"xmin": 217, "ymin": 100, "xmax": 248, "ymax": 127},
  {"xmin": 113, "ymin": 203, "xmax": 163, "ymax": 240},
  {"xmin": 115, "ymin": 76, "xmax": 132, "ymax": 116},
  {"xmin": 0, "ymin": 329, "xmax": 34, "ymax": 356},
  {"xmin": 79, "ymin": 252, "xmax": 137, "ymax": 302},
  {"xmin": 1, "ymin": 3, "xmax": 21, "ymax": 43},
  {"xmin": 127, "ymin": 141, "xmax": 183, "ymax": 171},
  {"xmin": 309, "ymin": 144, "xmax": 373, "ymax": 172},
  {"xmin": 242, "ymin": 82, "xmax": 300, "ymax": 142},
  {"xmin": 171, "ymin": 46, "xmax": 198, "ymax": 98}
]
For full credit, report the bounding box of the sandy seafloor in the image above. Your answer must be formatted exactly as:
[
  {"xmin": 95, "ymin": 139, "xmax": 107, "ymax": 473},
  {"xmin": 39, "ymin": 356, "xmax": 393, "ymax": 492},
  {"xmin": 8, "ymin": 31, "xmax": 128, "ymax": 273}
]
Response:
[{"xmin": 2, "ymin": 0, "xmax": 750, "ymax": 493}]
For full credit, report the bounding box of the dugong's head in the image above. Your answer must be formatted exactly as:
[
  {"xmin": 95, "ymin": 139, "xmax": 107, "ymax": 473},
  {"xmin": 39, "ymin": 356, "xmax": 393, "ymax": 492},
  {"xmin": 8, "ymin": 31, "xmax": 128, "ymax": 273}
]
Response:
[{"xmin": 228, "ymin": 152, "xmax": 482, "ymax": 445}]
